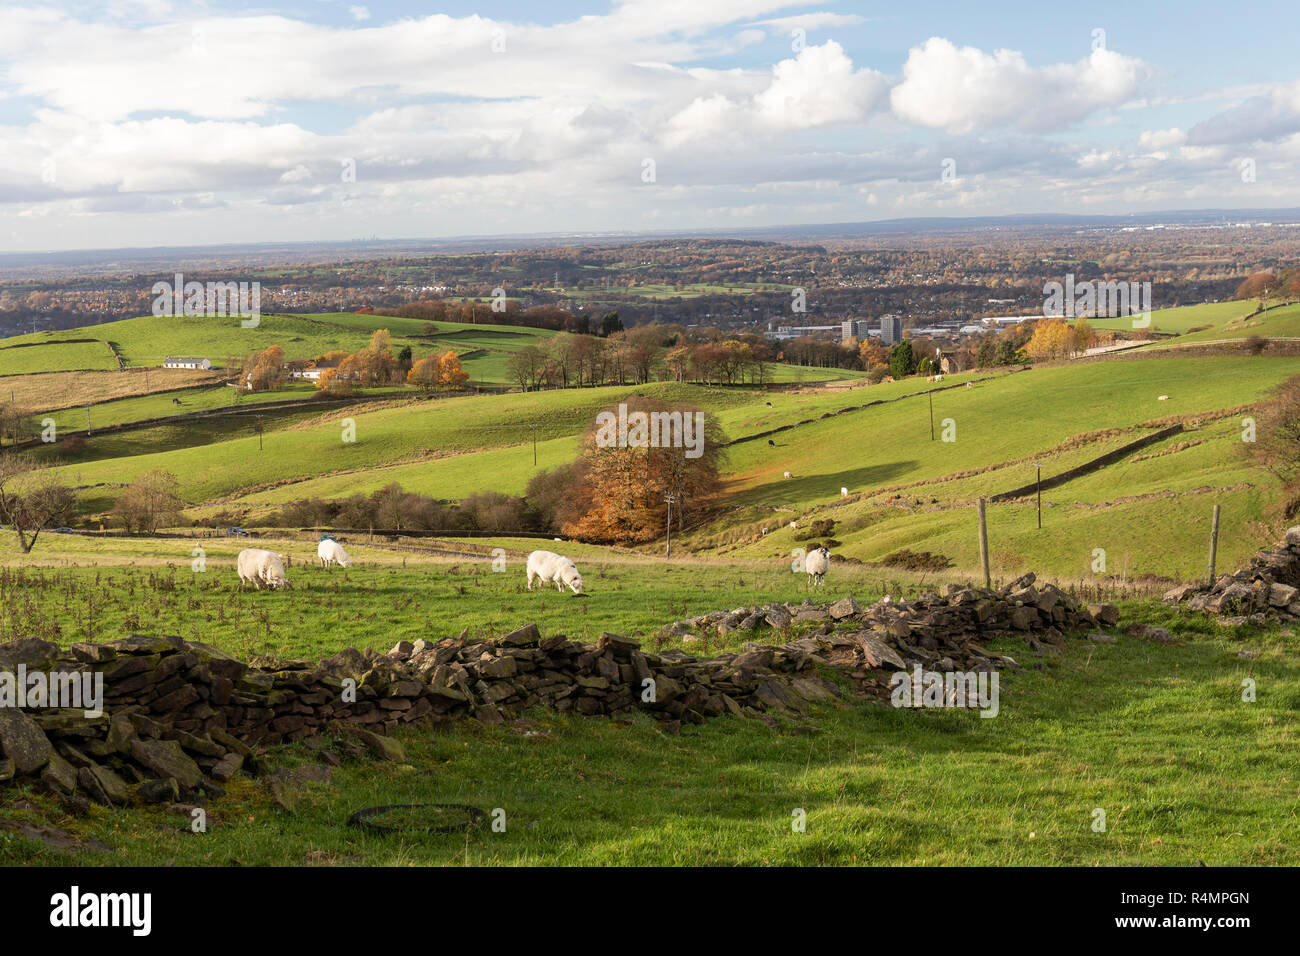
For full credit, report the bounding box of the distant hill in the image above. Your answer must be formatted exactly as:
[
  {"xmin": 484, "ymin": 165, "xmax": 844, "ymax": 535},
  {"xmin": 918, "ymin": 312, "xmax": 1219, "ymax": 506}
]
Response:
[{"xmin": 0, "ymin": 311, "xmax": 559, "ymax": 385}]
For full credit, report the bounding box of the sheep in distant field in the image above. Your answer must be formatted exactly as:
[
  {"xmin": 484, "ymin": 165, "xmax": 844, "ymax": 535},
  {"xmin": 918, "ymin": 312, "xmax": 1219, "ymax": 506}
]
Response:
[
  {"xmin": 526, "ymin": 550, "xmax": 583, "ymax": 594},
  {"xmin": 1158, "ymin": 394, "xmax": 1169, "ymax": 401},
  {"xmin": 804, "ymin": 546, "xmax": 830, "ymax": 587},
  {"xmin": 789, "ymin": 520, "xmax": 798, "ymax": 530},
  {"xmin": 237, "ymin": 548, "xmax": 289, "ymax": 590},
  {"xmin": 841, "ymin": 487, "xmax": 848, "ymax": 497},
  {"xmin": 317, "ymin": 538, "xmax": 351, "ymax": 568},
  {"xmin": 783, "ymin": 471, "xmax": 793, "ymax": 478}
]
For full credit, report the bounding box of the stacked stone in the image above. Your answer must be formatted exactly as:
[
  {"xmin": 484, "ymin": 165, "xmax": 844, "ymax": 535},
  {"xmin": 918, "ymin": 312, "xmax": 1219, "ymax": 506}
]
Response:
[
  {"xmin": 1163, "ymin": 526, "xmax": 1300, "ymax": 622},
  {"xmin": 0, "ymin": 623, "xmax": 838, "ymax": 805},
  {"xmin": 660, "ymin": 572, "xmax": 1112, "ymax": 674},
  {"xmin": 0, "ymin": 573, "xmax": 1112, "ymax": 808}
]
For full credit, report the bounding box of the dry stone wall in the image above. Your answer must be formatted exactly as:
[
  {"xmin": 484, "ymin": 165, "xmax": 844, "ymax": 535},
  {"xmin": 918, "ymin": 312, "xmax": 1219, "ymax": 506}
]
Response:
[
  {"xmin": 0, "ymin": 574, "xmax": 1113, "ymax": 809},
  {"xmin": 1163, "ymin": 525, "xmax": 1300, "ymax": 623}
]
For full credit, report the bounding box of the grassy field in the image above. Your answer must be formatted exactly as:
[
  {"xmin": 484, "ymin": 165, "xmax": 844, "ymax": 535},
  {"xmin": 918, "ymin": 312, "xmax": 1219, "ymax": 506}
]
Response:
[
  {"xmin": 1, "ymin": 312, "xmax": 576, "ymax": 391},
  {"xmin": 3, "ymin": 314, "xmax": 428, "ymax": 370},
  {"xmin": 0, "ymin": 533, "xmax": 964, "ymax": 656},
  {"xmin": 1086, "ymin": 300, "xmax": 1256, "ymax": 334},
  {"xmin": 0, "ymin": 532, "xmax": 1294, "ymax": 866},
  {"xmin": 0, "ymin": 340, "xmax": 119, "ymax": 375},
  {"xmin": 30, "ymin": 350, "xmax": 1297, "ymax": 582},
  {"xmin": 700, "ymin": 354, "xmax": 1292, "ymax": 579},
  {"xmin": 0, "ymin": 367, "xmax": 223, "ymax": 412},
  {"xmin": 2, "ymin": 299, "xmax": 1297, "ymax": 867},
  {"xmin": 43, "ymin": 382, "xmax": 758, "ymax": 505},
  {"xmin": 1149, "ymin": 301, "xmax": 1300, "ymax": 345},
  {"xmin": 39, "ymin": 383, "xmax": 326, "ymax": 433}
]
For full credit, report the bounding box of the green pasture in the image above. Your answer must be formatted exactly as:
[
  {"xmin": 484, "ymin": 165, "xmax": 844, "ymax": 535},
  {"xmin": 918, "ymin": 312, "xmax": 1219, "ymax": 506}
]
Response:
[
  {"xmin": 0, "ymin": 340, "xmax": 118, "ymax": 375},
  {"xmin": 0, "ymin": 542, "xmax": 1294, "ymax": 866}
]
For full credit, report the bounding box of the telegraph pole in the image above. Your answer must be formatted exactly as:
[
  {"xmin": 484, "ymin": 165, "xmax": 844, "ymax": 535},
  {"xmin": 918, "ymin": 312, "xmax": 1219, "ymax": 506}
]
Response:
[{"xmin": 664, "ymin": 493, "xmax": 676, "ymax": 557}]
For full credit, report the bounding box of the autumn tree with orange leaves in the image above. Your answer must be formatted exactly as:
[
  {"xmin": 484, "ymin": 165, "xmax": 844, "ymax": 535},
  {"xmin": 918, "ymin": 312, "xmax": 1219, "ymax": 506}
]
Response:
[
  {"xmin": 559, "ymin": 398, "xmax": 725, "ymax": 543},
  {"xmin": 1025, "ymin": 318, "xmax": 1094, "ymax": 361}
]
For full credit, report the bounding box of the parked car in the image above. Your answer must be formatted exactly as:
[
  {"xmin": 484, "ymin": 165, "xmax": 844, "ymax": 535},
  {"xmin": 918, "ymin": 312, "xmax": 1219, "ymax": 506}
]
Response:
[
  {"xmin": 52, "ymin": 527, "xmax": 75, "ymax": 534},
  {"xmin": 226, "ymin": 527, "xmax": 250, "ymax": 537}
]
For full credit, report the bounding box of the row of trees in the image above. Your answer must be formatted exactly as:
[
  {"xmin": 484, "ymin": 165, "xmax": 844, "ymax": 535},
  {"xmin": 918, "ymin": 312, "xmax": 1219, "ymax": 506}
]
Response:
[
  {"xmin": 1022, "ymin": 318, "xmax": 1098, "ymax": 361},
  {"xmin": 505, "ymin": 329, "xmax": 781, "ymax": 389},
  {"xmin": 381, "ymin": 300, "xmax": 624, "ymax": 335},
  {"xmin": 240, "ymin": 331, "xmax": 468, "ymax": 394},
  {"xmin": 275, "ymin": 484, "xmax": 538, "ymax": 534},
  {"xmin": 1236, "ymin": 268, "xmax": 1300, "ymax": 301}
]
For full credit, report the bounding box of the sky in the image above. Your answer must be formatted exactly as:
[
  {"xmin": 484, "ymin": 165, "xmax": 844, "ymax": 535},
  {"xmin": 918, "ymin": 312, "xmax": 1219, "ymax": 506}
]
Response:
[{"xmin": 1, "ymin": 0, "xmax": 1299, "ymax": 252}]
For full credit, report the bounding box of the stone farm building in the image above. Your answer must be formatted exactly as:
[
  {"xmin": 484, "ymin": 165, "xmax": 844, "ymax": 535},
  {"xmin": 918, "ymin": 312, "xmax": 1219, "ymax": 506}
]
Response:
[{"xmin": 162, "ymin": 356, "xmax": 211, "ymax": 370}]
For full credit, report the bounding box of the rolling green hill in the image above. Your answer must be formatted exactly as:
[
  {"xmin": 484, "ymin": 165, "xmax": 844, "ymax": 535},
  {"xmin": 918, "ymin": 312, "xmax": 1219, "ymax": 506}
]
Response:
[
  {"xmin": 2, "ymin": 311, "xmax": 558, "ymax": 386},
  {"xmin": 1148, "ymin": 301, "xmax": 1300, "ymax": 346},
  {"xmin": 31, "ymin": 344, "xmax": 1297, "ymax": 582},
  {"xmin": 0, "ymin": 340, "xmax": 119, "ymax": 375},
  {"xmin": 1085, "ymin": 300, "xmax": 1255, "ymax": 334}
]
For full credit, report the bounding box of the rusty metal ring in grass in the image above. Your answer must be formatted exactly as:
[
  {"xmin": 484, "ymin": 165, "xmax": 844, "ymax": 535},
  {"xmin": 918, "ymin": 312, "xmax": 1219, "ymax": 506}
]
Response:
[{"xmin": 347, "ymin": 803, "xmax": 488, "ymax": 835}]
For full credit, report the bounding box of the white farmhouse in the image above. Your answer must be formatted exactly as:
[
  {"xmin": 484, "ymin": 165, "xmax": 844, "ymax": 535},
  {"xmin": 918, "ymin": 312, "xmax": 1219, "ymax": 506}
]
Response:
[{"xmin": 162, "ymin": 356, "xmax": 211, "ymax": 370}]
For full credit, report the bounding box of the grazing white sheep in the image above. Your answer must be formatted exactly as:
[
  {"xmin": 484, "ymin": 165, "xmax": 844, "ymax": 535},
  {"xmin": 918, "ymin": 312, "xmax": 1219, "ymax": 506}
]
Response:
[
  {"xmin": 237, "ymin": 548, "xmax": 288, "ymax": 590},
  {"xmin": 1158, "ymin": 394, "xmax": 1169, "ymax": 401},
  {"xmin": 804, "ymin": 546, "xmax": 830, "ymax": 587},
  {"xmin": 526, "ymin": 550, "xmax": 584, "ymax": 594},
  {"xmin": 317, "ymin": 538, "xmax": 351, "ymax": 568},
  {"xmin": 783, "ymin": 471, "xmax": 793, "ymax": 478},
  {"xmin": 841, "ymin": 487, "xmax": 848, "ymax": 498}
]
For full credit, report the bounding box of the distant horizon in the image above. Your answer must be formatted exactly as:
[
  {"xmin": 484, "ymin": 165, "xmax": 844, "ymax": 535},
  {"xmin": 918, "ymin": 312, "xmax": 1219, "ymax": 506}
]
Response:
[{"xmin": 3, "ymin": 205, "xmax": 1299, "ymax": 270}]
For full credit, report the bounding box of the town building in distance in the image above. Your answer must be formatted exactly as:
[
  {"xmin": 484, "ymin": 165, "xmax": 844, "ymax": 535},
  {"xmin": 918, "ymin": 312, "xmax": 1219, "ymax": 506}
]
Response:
[{"xmin": 880, "ymin": 313, "xmax": 903, "ymax": 345}]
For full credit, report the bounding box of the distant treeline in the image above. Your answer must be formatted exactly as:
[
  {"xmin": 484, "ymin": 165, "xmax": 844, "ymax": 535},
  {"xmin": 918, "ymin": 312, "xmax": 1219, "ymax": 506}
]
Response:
[
  {"xmin": 378, "ymin": 300, "xmax": 624, "ymax": 335},
  {"xmin": 251, "ymin": 476, "xmax": 572, "ymax": 536}
]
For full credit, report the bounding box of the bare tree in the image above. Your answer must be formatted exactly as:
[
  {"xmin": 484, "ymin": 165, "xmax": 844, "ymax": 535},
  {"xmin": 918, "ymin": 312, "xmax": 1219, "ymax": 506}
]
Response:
[
  {"xmin": 0, "ymin": 454, "xmax": 77, "ymax": 553},
  {"xmin": 0, "ymin": 403, "xmax": 36, "ymax": 447},
  {"xmin": 111, "ymin": 469, "xmax": 185, "ymax": 534}
]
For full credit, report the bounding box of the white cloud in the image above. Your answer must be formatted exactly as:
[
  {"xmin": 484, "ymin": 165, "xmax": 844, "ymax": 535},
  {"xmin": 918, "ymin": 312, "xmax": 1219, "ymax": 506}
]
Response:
[
  {"xmin": 1187, "ymin": 80, "xmax": 1300, "ymax": 145},
  {"xmin": 662, "ymin": 41, "xmax": 887, "ymax": 146},
  {"xmin": 0, "ymin": 2, "xmax": 1295, "ymax": 251},
  {"xmin": 750, "ymin": 12, "xmax": 867, "ymax": 32},
  {"xmin": 890, "ymin": 38, "xmax": 1151, "ymax": 133},
  {"xmin": 1138, "ymin": 128, "xmax": 1187, "ymax": 151},
  {"xmin": 754, "ymin": 41, "xmax": 888, "ymax": 128}
]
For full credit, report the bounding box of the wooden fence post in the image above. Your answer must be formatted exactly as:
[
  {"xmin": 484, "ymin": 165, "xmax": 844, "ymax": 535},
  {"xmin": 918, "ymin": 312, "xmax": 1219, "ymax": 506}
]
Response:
[
  {"xmin": 1207, "ymin": 504, "xmax": 1221, "ymax": 585},
  {"xmin": 978, "ymin": 498, "xmax": 991, "ymax": 589}
]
